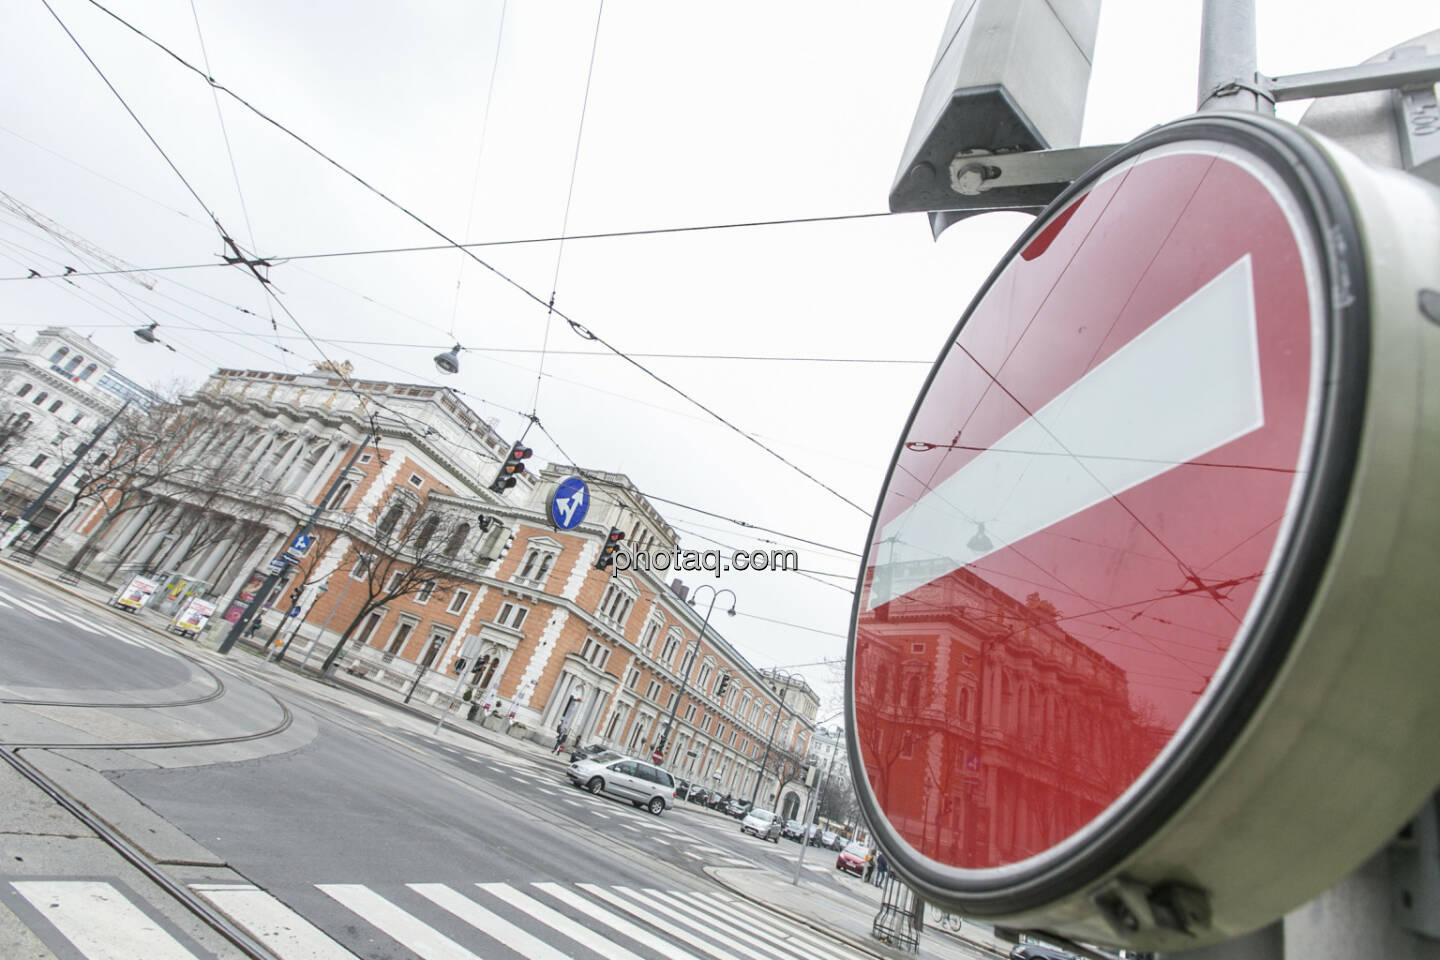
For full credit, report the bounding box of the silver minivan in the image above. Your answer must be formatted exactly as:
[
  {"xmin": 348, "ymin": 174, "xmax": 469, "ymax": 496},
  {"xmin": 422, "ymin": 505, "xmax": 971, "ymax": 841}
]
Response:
[{"xmin": 567, "ymin": 755, "xmax": 675, "ymax": 815}]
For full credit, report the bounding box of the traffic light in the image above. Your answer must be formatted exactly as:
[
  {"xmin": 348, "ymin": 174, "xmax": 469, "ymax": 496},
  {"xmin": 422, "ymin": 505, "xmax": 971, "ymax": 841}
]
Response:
[
  {"xmin": 715, "ymin": 674, "xmax": 730, "ymax": 698},
  {"xmin": 289, "ymin": 585, "xmax": 303, "ymax": 605},
  {"xmin": 594, "ymin": 527, "xmax": 625, "ymax": 570},
  {"xmin": 489, "ymin": 444, "xmax": 532, "ymax": 493}
]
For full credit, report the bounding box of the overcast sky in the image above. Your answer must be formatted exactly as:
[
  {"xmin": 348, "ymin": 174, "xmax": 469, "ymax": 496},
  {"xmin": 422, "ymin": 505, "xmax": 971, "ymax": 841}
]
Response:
[{"xmin": 1, "ymin": 0, "xmax": 1432, "ymax": 715}]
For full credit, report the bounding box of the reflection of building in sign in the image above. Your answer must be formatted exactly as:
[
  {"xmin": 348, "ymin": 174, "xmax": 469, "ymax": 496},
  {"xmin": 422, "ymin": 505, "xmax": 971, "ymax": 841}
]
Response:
[{"xmin": 855, "ymin": 563, "xmax": 1166, "ymax": 869}]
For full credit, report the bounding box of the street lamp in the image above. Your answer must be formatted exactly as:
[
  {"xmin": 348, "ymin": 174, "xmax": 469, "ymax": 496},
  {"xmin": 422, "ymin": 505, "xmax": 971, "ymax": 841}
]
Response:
[
  {"xmin": 433, "ymin": 344, "xmax": 462, "ymax": 374},
  {"xmin": 654, "ymin": 584, "xmax": 735, "ymax": 765},
  {"xmin": 750, "ymin": 666, "xmax": 801, "ymax": 810}
]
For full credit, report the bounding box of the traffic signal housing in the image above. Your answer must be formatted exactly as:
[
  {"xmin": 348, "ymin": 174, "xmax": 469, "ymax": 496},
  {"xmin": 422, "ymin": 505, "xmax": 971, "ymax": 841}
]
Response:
[
  {"xmin": 489, "ymin": 444, "xmax": 533, "ymax": 493},
  {"xmin": 715, "ymin": 674, "xmax": 730, "ymax": 698},
  {"xmin": 595, "ymin": 527, "xmax": 625, "ymax": 570}
]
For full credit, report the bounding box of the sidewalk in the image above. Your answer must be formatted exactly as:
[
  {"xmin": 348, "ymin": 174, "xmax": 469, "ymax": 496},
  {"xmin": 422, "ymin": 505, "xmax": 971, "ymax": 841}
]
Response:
[{"xmin": 706, "ymin": 864, "xmax": 1007, "ymax": 960}]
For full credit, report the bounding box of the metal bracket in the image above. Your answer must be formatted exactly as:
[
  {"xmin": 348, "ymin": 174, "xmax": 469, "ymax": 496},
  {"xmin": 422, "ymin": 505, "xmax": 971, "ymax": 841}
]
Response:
[
  {"xmin": 890, "ymin": 143, "xmax": 1121, "ymax": 236},
  {"xmin": 1262, "ymin": 53, "xmax": 1440, "ymax": 103},
  {"xmin": 1093, "ymin": 875, "xmax": 1212, "ymax": 939},
  {"xmin": 1391, "ymin": 793, "xmax": 1440, "ymax": 940},
  {"xmin": 1390, "ymin": 48, "xmax": 1440, "ymax": 182}
]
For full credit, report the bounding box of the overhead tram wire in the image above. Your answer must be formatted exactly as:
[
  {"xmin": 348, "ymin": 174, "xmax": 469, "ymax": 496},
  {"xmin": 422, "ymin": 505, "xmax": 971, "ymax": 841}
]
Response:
[
  {"xmin": 76, "ymin": 0, "xmax": 872, "ymax": 517},
  {"xmin": 0, "ymin": 209, "xmax": 901, "ymax": 283},
  {"xmin": 528, "ymin": 0, "xmax": 603, "ymax": 435}
]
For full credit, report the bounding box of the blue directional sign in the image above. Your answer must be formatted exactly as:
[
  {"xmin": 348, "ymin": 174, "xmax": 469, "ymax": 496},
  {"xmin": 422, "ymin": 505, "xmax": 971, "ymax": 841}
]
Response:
[
  {"xmin": 549, "ymin": 476, "xmax": 590, "ymax": 531},
  {"xmin": 291, "ymin": 533, "xmax": 313, "ymax": 552}
]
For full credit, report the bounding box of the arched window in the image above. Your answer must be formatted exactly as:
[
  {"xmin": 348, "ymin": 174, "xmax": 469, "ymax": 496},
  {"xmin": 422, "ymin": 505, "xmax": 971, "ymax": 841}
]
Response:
[
  {"xmin": 64, "ymin": 355, "xmax": 82, "ymax": 374},
  {"xmin": 329, "ymin": 481, "xmax": 353, "ymax": 509},
  {"xmin": 444, "ymin": 522, "xmax": 470, "ymax": 557},
  {"xmin": 49, "ymin": 347, "xmax": 68, "ymax": 364},
  {"xmin": 377, "ymin": 503, "xmax": 404, "ymax": 538},
  {"xmin": 15, "ymin": 383, "xmax": 31, "ymax": 398},
  {"xmin": 415, "ymin": 514, "xmax": 440, "ymax": 551},
  {"xmin": 80, "ymin": 363, "xmax": 97, "ymax": 381},
  {"xmin": 48, "ymin": 400, "xmax": 62, "ymax": 414},
  {"xmin": 31, "ymin": 391, "xmax": 47, "ymax": 406}
]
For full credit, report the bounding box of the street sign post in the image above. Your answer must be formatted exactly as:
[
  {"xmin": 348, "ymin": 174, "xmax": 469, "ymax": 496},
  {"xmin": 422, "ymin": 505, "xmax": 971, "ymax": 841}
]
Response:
[
  {"xmin": 848, "ymin": 113, "xmax": 1440, "ymax": 951},
  {"xmin": 651, "ymin": 748, "xmax": 664, "ymax": 765}
]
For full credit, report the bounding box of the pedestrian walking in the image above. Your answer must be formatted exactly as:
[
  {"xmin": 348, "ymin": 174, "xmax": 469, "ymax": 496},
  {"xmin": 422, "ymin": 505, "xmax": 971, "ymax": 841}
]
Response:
[
  {"xmin": 553, "ymin": 723, "xmax": 569, "ymax": 755},
  {"xmin": 247, "ymin": 615, "xmax": 264, "ymax": 638},
  {"xmin": 874, "ymin": 849, "xmax": 888, "ymax": 885}
]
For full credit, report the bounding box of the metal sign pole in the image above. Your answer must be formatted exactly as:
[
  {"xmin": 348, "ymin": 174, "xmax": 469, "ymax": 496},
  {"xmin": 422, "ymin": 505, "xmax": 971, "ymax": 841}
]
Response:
[{"xmin": 1198, "ymin": 0, "xmax": 1263, "ymax": 112}]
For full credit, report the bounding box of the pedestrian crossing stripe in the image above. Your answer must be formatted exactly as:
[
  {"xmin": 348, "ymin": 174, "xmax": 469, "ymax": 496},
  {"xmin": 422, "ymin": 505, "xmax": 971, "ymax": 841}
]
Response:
[
  {"xmin": 12, "ymin": 878, "xmax": 877, "ymax": 960},
  {"xmin": 2, "ymin": 592, "xmax": 62, "ymax": 621}
]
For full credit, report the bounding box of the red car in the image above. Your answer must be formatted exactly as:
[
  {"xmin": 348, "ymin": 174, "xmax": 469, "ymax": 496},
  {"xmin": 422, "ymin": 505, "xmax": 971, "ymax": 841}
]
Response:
[{"xmin": 836, "ymin": 841, "xmax": 870, "ymax": 877}]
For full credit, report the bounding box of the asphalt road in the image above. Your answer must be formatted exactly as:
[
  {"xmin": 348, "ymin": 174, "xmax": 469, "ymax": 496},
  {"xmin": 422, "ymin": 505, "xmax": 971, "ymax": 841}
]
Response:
[{"xmin": 0, "ymin": 567, "xmax": 875, "ymax": 960}]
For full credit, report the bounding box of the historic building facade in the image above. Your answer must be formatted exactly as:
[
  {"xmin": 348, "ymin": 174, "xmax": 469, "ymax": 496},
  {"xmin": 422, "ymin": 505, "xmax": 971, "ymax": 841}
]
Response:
[
  {"xmin": 68, "ymin": 366, "xmax": 814, "ymax": 805},
  {"xmin": 0, "ymin": 327, "xmax": 138, "ymax": 527}
]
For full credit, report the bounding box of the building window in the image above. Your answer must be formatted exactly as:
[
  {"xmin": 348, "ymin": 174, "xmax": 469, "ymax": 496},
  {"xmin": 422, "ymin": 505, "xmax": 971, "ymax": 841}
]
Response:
[
  {"xmin": 329, "ymin": 481, "xmax": 353, "ymax": 509},
  {"xmin": 684, "ymin": 703, "xmax": 697, "ymax": 722},
  {"xmin": 359, "ymin": 453, "xmax": 373, "ymax": 464},
  {"xmin": 384, "ymin": 619, "xmax": 416, "ymax": 655},
  {"xmin": 579, "ymin": 636, "xmax": 611, "ymax": 671},
  {"xmin": 414, "ymin": 515, "xmax": 441, "ymax": 551},
  {"xmin": 666, "ymin": 691, "xmax": 677, "ymax": 711},
  {"xmin": 407, "ymin": 473, "xmax": 424, "ymax": 488},
  {"xmin": 639, "ymin": 618, "xmax": 661, "ymax": 655},
  {"xmin": 596, "ymin": 580, "xmax": 635, "ymax": 629},
  {"xmin": 80, "ymin": 363, "xmax": 97, "ymax": 381},
  {"xmin": 695, "ymin": 660, "xmax": 714, "ymax": 694},
  {"xmin": 48, "ymin": 400, "xmax": 62, "ymax": 414},
  {"xmin": 416, "ymin": 580, "xmax": 436, "ymax": 604},
  {"xmin": 49, "ymin": 347, "xmax": 67, "ymax": 364},
  {"xmin": 377, "ymin": 503, "xmax": 405, "ymax": 538},
  {"xmin": 495, "ymin": 602, "xmax": 529, "ymax": 629},
  {"xmin": 31, "ymin": 391, "xmax": 47, "ymax": 406},
  {"xmin": 70, "ymin": 413, "xmax": 83, "ymax": 425},
  {"xmin": 385, "ymin": 570, "xmax": 407, "ymax": 593},
  {"xmin": 660, "ymin": 631, "xmax": 682, "ymax": 668},
  {"xmin": 64, "ymin": 355, "xmax": 82, "ymax": 374},
  {"xmin": 645, "ymin": 680, "xmax": 661, "ymax": 701},
  {"xmin": 29, "ymin": 454, "xmax": 46, "ymax": 469},
  {"xmin": 514, "ymin": 542, "xmax": 558, "ymax": 588},
  {"xmin": 444, "ymin": 522, "xmax": 470, "ymax": 558},
  {"xmin": 447, "ymin": 589, "xmax": 470, "ymax": 615},
  {"xmin": 625, "ymin": 666, "xmax": 640, "ymax": 690},
  {"xmin": 16, "ymin": 383, "xmax": 31, "ymax": 397}
]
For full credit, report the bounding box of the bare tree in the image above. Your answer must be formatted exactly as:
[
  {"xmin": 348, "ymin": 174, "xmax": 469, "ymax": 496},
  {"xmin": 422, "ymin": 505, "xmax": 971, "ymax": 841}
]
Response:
[{"xmin": 317, "ymin": 502, "xmax": 473, "ymax": 674}]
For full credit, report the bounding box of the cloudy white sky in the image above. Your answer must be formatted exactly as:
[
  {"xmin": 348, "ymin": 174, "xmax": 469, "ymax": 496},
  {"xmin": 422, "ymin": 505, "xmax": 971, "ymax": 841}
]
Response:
[{"xmin": 1, "ymin": 0, "xmax": 1432, "ymax": 713}]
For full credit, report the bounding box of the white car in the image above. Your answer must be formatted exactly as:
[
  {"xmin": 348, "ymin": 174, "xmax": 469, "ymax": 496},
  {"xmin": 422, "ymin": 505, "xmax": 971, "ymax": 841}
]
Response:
[
  {"xmin": 740, "ymin": 809, "xmax": 782, "ymax": 842},
  {"xmin": 567, "ymin": 755, "xmax": 675, "ymax": 815}
]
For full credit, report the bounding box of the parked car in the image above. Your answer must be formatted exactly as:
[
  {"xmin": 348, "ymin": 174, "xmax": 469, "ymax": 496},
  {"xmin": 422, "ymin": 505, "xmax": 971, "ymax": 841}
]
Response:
[
  {"xmin": 725, "ymin": 798, "xmax": 752, "ymax": 818},
  {"xmin": 1009, "ymin": 944, "xmax": 1079, "ymax": 960},
  {"xmin": 569, "ymin": 743, "xmax": 620, "ymax": 765},
  {"xmin": 686, "ymin": 787, "xmax": 709, "ymax": 805},
  {"xmin": 673, "ymin": 779, "xmax": 692, "ymax": 801},
  {"xmin": 740, "ymin": 809, "xmax": 782, "ymax": 842},
  {"xmin": 819, "ymin": 829, "xmax": 840, "ymax": 849},
  {"xmin": 707, "ymin": 793, "xmax": 733, "ymax": 810},
  {"xmin": 781, "ymin": 819, "xmax": 808, "ymax": 841},
  {"xmin": 567, "ymin": 755, "xmax": 675, "ymax": 815},
  {"xmin": 836, "ymin": 841, "xmax": 870, "ymax": 877}
]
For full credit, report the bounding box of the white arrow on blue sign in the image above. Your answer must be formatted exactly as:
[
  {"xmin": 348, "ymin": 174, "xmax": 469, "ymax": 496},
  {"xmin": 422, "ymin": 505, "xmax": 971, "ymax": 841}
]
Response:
[{"xmin": 291, "ymin": 533, "xmax": 313, "ymax": 552}]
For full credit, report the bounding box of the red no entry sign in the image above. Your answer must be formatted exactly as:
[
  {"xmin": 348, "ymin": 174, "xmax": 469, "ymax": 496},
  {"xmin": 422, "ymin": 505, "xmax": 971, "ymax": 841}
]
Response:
[
  {"xmin": 847, "ymin": 114, "xmax": 1440, "ymax": 944},
  {"xmin": 651, "ymin": 749, "xmax": 664, "ymax": 765}
]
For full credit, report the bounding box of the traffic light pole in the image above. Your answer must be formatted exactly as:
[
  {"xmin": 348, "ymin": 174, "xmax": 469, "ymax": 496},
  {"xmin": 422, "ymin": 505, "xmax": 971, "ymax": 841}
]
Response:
[
  {"xmin": 749, "ymin": 667, "xmax": 798, "ymax": 810},
  {"xmin": 654, "ymin": 585, "xmax": 735, "ymax": 762},
  {"xmin": 216, "ymin": 434, "xmax": 372, "ymax": 655},
  {"xmin": 792, "ymin": 744, "xmax": 839, "ymax": 885}
]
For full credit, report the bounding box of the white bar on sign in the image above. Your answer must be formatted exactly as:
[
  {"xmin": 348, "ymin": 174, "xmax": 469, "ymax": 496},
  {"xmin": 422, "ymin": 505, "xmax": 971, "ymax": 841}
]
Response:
[
  {"xmin": 869, "ymin": 255, "xmax": 1263, "ymax": 609},
  {"xmin": 11, "ymin": 880, "xmax": 201, "ymax": 960}
]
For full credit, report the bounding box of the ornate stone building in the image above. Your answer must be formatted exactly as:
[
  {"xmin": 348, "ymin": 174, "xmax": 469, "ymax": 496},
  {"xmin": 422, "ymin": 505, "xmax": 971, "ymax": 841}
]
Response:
[{"xmin": 70, "ymin": 366, "xmax": 814, "ymax": 805}]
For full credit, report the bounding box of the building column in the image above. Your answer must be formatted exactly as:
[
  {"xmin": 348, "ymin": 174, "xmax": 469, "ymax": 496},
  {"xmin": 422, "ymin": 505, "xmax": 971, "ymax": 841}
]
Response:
[
  {"xmin": 219, "ymin": 529, "xmax": 282, "ymax": 602},
  {"xmin": 297, "ymin": 439, "xmax": 343, "ymax": 500}
]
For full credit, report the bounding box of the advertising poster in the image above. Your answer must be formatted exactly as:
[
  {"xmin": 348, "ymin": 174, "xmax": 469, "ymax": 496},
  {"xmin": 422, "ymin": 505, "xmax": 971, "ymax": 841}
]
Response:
[
  {"xmin": 223, "ymin": 570, "xmax": 266, "ymax": 623},
  {"xmin": 172, "ymin": 598, "xmax": 217, "ymax": 635},
  {"xmin": 115, "ymin": 575, "xmax": 159, "ymax": 611}
]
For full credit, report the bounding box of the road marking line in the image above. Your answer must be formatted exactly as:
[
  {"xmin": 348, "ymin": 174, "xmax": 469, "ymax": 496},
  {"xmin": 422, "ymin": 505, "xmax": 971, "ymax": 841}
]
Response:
[
  {"xmin": 522, "ymin": 883, "xmax": 702, "ymax": 960},
  {"xmin": 12, "ymin": 880, "xmax": 201, "ymax": 960},
  {"xmin": 870, "ymin": 254, "xmax": 1263, "ymax": 608},
  {"xmin": 480, "ymin": 883, "xmax": 650, "ymax": 960},
  {"xmin": 689, "ymin": 891, "xmax": 858, "ymax": 960},
  {"xmin": 412, "ymin": 883, "xmax": 570, "ymax": 960},
  {"xmin": 650, "ymin": 887, "xmax": 845, "ymax": 960},
  {"xmin": 4, "ymin": 594, "xmax": 62, "ymax": 621},
  {"xmin": 578, "ymin": 883, "xmax": 750, "ymax": 960},
  {"xmin": 192, "ymin": 883, "xmax": 358, "ymax": 959},
  {"xmin": 317, "ymin": 884, "xmax": 481, "ymax": 960}
]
